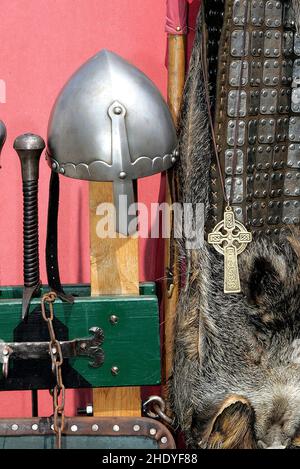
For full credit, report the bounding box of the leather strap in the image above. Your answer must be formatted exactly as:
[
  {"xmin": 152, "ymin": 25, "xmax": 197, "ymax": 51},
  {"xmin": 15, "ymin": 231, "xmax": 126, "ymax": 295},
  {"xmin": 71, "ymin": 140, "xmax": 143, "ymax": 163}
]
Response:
[
  {"xmin": 166, "ymin": 166, "xmax": 180, "ymax": 296},
  {"xmin": 46, "ymin": 172, "xmax": 74, "ymax": 303},
  {"xmin": 201, "ymin": 3, "xmax": 225, "ymax": 231}
]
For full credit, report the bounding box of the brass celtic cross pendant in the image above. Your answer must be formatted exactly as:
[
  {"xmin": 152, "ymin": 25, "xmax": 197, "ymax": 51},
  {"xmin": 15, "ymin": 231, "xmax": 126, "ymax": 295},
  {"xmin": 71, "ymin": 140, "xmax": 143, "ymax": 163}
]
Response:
[{"xmin": 208, "ymin": 206, "xmax": 252, "ymax": 294}]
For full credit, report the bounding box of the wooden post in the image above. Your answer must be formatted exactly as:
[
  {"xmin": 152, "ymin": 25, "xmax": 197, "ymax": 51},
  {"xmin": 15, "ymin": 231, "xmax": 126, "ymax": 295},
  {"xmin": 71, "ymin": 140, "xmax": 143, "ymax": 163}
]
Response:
[
  {"xmin": 90, "ymin": 181, "xmax": 141, "ymax": 416},
  {"xmin": 167, "ymin": 35, "xmax": 186, "ymax": 122},
  {"xmin": 90, "ymin": 1, "xmax": 187, "ymax": 417},
  {"xmin": 163, "ymin": 21, "xmax": 187, "ymax": 392}
]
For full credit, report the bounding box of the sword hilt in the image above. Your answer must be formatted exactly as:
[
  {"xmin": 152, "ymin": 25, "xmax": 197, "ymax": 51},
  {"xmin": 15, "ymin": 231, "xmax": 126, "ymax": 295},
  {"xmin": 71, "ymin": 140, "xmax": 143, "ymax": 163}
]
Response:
[
  {"xmin": 0, "ymin": 121, "xmax": 7, "ymax": 155},
  {"xmin": 14, "ymin": 133, "xmax": 45, "ymax": 319}
]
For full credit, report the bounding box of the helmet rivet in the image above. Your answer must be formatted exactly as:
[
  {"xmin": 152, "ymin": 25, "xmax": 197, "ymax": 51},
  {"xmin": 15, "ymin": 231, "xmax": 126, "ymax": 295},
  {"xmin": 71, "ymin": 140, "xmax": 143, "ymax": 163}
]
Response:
[
  {"xmin": 52, "ymin": 162, "xmax": 57, "ymax": 170},
  {"xmin": 114, "ymin": 106, "xmax": 123, "ymax": 115},
  {"xmin": 171, "ymin": 156, "xmax": 177, "ymax": 164},
  {"xmin": 119, "ymin": 171, "xmax": 127, "ymax": 179},
  {"xmin": 59, "ymin": 167, "xmax": 65, "ymax": 175}
]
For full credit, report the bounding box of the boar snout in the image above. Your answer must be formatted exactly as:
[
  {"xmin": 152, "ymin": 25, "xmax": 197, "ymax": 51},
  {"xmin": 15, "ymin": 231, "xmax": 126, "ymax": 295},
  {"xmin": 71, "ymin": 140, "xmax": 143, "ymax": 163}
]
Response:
[
  {"xmin": 258, "ymin": 438, "xmax": 291, "ymax": 449},
  {"xmin": 254, "ymin": 394, "xmax": 300, "ymax": 450}
]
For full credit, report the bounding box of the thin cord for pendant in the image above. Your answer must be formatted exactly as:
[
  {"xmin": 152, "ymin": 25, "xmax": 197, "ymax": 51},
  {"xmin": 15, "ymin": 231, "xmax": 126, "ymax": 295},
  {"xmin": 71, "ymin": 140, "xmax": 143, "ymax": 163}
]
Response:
[
  {"xmin": 229, "ymin": 0, "xmax": 249, "ymax": 206},
  {"xmin": 201, "ymin": 33, "xmax": 227, "ymax": 203},
  {"xmin": 201, "ymin": 2, "xmax": 249, "ymax": 207}
]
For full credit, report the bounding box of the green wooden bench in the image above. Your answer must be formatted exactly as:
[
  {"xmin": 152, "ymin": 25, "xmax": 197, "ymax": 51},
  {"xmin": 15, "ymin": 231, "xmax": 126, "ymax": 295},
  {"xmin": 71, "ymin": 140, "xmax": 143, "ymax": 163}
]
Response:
[{"xmin": 0, "ymin": 283, "xmax": 161, "ymax": 390}]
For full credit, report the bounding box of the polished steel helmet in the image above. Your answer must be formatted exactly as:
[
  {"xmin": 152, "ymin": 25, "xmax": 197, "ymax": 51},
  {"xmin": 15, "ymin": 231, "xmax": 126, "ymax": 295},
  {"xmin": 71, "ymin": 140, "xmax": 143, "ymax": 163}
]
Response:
[
  {"xmin": 46, "ymin": 50, "xmax": 177, "ymax": 233},
  {"xmin": 45, "ymin": 50, "xmax": 177, "ymax": 299}
]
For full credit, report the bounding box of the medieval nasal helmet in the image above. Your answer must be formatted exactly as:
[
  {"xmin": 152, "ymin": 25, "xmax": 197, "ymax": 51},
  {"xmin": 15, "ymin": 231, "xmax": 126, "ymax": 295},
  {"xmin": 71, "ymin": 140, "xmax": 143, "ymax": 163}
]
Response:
[
  {"xmin": 46, "ymin": 50, "xmax": 178, "ymax": 235},
  {"xmin": 45, "ymin": 50, "xmax": 177, "ymax": 300}
]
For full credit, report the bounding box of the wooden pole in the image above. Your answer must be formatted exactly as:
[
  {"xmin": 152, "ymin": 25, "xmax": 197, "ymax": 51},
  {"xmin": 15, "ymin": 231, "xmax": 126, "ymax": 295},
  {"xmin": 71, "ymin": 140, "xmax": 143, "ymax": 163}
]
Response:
[
  {"xmin": 90, "ymin": 182, "xmax": 141, "ymax": 416},
  {"xmin": 167, "ymin": 35, "xmax": 186, "ymax": 122},
  {"xmin": 163, "ymin": 8, "xmax": 187, "ymax": 394}
]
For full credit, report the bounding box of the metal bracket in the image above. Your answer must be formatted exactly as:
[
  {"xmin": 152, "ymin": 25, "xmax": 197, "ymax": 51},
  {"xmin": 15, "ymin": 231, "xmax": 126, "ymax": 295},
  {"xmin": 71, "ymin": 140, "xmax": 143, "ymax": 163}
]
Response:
[{"xmin": 0, "ymin": 326, "xmax": 104, "ymax": 379}]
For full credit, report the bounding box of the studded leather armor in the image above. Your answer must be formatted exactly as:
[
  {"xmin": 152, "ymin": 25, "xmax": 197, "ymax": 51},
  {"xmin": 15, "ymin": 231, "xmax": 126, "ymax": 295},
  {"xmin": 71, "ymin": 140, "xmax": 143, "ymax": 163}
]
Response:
[{"xmin": 204, "ymin": 0, "xmax": 300, "ymax": 237}]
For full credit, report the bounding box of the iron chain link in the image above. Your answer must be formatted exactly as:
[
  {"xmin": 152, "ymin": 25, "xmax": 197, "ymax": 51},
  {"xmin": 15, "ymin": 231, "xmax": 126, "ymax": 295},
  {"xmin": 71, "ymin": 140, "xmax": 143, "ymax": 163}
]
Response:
[{"xmin": 41, "ymin": 292, "xmax": 65, "ymax": 449}]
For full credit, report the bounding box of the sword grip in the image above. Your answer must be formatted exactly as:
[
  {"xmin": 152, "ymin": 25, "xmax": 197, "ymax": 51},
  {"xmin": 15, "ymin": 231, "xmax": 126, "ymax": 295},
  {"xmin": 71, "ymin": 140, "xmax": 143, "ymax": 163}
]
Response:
[
  {"xmin": 23, "ymin": 179, "xmax": 40, "ymax": 287},
  {"xmin": 0, "ymin": 121, "xmax": 7, "ymax": 155},
  {"xmin": 14, "ymin": 134, "xmax": 45, "ymax": 316}
]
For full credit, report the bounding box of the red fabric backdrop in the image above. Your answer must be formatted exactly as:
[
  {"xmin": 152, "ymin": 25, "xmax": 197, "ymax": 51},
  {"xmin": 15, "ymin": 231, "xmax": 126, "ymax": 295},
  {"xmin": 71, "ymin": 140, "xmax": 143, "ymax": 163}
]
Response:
[{"xmin": 0, "ymin": 0, "xmax": 200, "ymax": 417}]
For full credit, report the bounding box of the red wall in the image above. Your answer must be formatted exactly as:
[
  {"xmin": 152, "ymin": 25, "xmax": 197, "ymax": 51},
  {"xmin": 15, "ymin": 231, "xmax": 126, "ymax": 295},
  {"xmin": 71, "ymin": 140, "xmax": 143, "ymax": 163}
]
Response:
[
  {"xmin": 0, "ymin": 0, "xmax": 200, "ymax": 417},
  {"xmin": 0, "ymin": 0, "xmax": 171, "ymax": 288}
]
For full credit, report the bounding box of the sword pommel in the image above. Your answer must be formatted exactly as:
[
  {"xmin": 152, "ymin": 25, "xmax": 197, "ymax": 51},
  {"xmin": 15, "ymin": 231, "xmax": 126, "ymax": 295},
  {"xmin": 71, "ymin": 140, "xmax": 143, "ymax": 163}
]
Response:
[
  {"xmin": 0, "ymin": 121, "xmax": 7, "ymax": 155},
  {"xmin": 14, "ymin": 133, "xmax": 45, "ymax": 182}
]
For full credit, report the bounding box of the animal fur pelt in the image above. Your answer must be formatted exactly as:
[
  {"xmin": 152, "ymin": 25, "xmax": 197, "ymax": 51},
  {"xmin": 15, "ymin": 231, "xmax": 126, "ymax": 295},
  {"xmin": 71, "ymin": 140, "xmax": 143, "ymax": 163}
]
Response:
[{"xmin": 170, "ymin": 2, "xmax": 300, "ymax": 449}]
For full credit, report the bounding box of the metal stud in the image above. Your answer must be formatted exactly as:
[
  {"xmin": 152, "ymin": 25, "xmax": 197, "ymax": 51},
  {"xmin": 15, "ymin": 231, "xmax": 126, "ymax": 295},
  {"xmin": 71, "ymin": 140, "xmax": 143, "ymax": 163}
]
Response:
[
  {"xmin": 113, "ymin": 425, "xmax": 120, "ymax": 432},
  {"xmin": 113, "ymin": 106, "xmax": 123, "ymax": 115},
  {"xmin": 111, "ymin": 366, "xmax": 119, "ymax": 376},
  {"xmin": 92, "ymin": 424, "xmax": 99, "ymax": 432},
  {"xmin": 109, "ymin": 315, "xmax": 119, "ymax": 325}
]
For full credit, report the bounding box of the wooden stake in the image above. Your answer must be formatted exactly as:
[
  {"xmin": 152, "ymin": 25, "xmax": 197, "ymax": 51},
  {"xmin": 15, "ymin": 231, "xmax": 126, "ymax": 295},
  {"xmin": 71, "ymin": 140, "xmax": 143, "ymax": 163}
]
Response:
[{"xmin": 90, "ymin": 182, "xmax": 140, "ymax": 416}]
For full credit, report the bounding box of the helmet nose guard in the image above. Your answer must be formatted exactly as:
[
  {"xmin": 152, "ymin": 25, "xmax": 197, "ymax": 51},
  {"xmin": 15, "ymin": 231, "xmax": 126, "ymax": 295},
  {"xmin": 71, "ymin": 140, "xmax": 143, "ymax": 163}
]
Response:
[{"xmin": 46, "ymin": 49, "xmax": 177, "ymax": 235}]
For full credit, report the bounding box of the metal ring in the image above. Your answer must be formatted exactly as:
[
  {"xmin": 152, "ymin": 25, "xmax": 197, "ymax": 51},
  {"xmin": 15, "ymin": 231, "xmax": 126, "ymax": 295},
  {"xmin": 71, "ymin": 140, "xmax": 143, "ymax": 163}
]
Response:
[
  {"xmin": 143, "ymin": 395, "xmax": 173, "ymax": 425},
  {"xmin": 153, "ymin": 404, "xmax": 173, "ymax": 425},
  {"xmin": 143, "ymin": 395, "xmax": 165, "ymax": 419}
]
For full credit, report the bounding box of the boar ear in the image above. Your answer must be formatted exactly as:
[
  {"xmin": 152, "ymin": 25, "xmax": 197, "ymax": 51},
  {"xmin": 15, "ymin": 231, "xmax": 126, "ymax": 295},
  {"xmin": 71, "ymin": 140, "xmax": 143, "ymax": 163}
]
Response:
[
  {"xmin": 240, "ymin": 254, "xmax": 285, "ymax": 308},
  {"xmin": 201, "ymin": 395, "xmax": 256, "ymax": 449}
]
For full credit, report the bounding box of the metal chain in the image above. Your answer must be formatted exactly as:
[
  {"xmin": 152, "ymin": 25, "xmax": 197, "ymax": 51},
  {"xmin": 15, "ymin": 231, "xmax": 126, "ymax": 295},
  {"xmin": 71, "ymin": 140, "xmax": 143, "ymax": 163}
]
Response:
[{"xmin": 41, "ymin": 292, "xmax": 65, "ymax": 449}]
